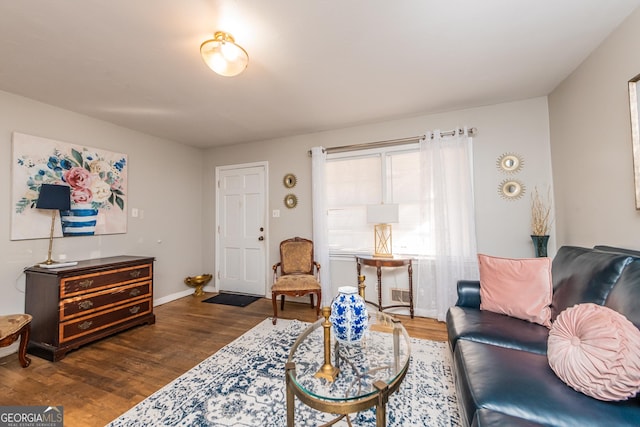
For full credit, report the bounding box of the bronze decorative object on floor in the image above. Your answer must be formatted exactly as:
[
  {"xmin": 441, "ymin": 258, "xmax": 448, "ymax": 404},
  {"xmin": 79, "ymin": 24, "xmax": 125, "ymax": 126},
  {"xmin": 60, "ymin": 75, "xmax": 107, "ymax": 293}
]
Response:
[{"xmin": 184, "ymin": 274, "xmax": 212, "ymax": 297}]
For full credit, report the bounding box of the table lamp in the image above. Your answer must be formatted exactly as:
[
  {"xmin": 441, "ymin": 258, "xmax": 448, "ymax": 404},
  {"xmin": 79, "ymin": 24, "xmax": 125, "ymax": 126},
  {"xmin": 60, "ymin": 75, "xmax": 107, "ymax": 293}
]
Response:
[
  {"xmin": 36, "ymin": 184, "xmax": 71, "ymax": 265},
  {"xmin": 367, "ymin": 203, "xmax": 399, "ymax": 258}
]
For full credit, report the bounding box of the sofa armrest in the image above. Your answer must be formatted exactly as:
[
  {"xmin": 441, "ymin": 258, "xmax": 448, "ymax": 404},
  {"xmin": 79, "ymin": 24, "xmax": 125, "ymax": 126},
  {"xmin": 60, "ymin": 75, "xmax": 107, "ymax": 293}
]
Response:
[{"xmin": 456, "ymin": 280, "xmax": 481, "ymax": 308}]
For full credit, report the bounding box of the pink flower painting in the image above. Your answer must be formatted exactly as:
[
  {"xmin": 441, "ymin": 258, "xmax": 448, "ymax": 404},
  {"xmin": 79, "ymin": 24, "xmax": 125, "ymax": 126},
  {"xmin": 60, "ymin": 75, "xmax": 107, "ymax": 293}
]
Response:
[{"xmin": 11, "ymin": 132, "xmax": 128, "ymax": 240}]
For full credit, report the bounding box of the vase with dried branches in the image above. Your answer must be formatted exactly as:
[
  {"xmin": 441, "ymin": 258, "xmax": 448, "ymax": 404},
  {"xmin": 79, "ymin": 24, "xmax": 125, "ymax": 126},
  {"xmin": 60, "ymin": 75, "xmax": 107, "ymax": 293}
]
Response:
[{"xmin": 531, "ymin": 186, "xmax": 552, "ymax": 257}]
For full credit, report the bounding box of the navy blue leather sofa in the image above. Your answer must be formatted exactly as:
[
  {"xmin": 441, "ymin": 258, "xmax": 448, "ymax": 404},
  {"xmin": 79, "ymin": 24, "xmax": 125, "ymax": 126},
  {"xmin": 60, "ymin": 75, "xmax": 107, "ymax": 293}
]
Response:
[{"xmin": 446, "ymin": 246, "xmax": 640, "ymax": 426}]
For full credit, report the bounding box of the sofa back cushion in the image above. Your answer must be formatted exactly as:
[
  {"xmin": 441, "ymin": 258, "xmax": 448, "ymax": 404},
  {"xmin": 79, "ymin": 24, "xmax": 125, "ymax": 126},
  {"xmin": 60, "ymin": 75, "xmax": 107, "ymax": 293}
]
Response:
[
  {"xmin": 594, "ymin": 245, "xmax": 640, "ymax": 258},
  {"xmin": 551, "ymin": 246, "xmax": 632, "ymax": 321},
  {"xmin": 603, "ymin": 259, "xmax": 640, "ymax": 330},
  {"xmin": 593, "ymin": 246, "xmax": 640, "ymax": 329}
]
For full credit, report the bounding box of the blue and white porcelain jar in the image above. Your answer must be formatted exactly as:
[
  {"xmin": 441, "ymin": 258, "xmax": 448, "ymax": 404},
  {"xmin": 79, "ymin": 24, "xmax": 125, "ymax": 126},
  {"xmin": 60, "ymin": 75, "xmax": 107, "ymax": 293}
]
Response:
[{"xmin": 329, "ymin": 286, "xmax": 368, "ymax": 344}]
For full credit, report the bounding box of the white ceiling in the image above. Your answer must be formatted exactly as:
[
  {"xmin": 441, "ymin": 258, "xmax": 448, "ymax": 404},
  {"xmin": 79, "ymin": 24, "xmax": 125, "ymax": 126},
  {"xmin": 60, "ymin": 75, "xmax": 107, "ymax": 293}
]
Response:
[{"xmin": 1, "ymin": 1, "xmax": 639, "ymax": 148}]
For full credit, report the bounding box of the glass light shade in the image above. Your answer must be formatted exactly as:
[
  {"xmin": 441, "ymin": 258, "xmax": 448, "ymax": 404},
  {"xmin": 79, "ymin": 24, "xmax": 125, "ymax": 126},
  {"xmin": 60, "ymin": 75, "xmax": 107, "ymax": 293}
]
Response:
[{"xmin": 200, "ymin": 31, "xmax": 249, "ymax": 77}]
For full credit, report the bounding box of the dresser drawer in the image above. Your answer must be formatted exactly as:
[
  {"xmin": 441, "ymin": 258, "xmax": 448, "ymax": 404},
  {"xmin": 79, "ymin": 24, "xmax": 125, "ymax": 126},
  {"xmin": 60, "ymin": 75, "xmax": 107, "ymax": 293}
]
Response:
[
  {"xmin": 60, "ymin": 263, "xmax": 152, "ymax": 297},
  {"xmin": 59, "ymin": 298, "xmax": 152, "ymax": 343},
  {"xmin": 59, "ymin": 281, "xmax": 151, "ymax": 321}
]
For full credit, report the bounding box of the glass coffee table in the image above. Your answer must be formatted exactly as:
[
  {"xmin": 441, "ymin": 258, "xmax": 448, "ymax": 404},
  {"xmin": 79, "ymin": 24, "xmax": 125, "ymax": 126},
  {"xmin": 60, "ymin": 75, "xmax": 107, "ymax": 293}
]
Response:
[{"xmin": 285, "ymin": 308, "xmax": 411, "ymax": 426}]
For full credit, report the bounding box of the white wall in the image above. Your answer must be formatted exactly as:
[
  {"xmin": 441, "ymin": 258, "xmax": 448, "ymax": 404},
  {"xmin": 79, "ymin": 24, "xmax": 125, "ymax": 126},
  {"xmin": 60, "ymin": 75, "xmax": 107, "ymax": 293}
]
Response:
[
  {"xmin": 549, "ymin": 7, "xmax": 640, "ymax": 248},
  {"xmin": 0, "ymin": 90, "xmax": 205, "ymax": 321},
  {"xmin": 203, "ymin": 96, "xmax": 555, "ymax": 305}
]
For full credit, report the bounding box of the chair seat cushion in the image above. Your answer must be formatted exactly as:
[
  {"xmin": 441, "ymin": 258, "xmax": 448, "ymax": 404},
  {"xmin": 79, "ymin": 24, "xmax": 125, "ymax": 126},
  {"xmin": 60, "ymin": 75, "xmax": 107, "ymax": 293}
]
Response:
[
  {"xmin": 0, "ymin": 314, "xmax": 32, "ymax": 339},
  {"xmin": 272, "ymin": 274, "xmax": 321, "ymax": 292}
]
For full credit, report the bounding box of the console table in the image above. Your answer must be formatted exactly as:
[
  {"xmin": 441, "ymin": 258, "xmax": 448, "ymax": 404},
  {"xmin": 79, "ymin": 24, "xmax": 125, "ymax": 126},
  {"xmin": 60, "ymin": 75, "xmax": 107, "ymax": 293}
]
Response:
[
  {"xmin": 24, "ymin": 256, "xmax": 155, "ymax": 361},
  {"xmin": 355, "ymin": 255, "xmax": 414, "ymax": 318}
]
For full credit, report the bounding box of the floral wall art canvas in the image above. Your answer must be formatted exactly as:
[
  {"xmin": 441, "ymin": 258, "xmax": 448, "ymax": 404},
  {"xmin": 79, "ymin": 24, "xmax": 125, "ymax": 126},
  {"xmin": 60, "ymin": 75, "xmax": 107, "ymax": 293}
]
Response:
[{"xmin": 11, "ymin": 132, "xmax": 127, "ymax": 240}]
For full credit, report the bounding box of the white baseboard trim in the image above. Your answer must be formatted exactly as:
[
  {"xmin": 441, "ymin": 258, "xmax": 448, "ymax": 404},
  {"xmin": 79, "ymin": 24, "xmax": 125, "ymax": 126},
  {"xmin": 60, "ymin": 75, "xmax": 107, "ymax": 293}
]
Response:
[
  {"xmin": 152, "ymin": 284, "xmax": 220, "ymax": 307},
  {"xmin": 153, "ymin": 289, "xmax": 194, "ymax": 306},
  {"xmin": 203, "ymin": 284, "xmax": 217, "ymax": 294}
]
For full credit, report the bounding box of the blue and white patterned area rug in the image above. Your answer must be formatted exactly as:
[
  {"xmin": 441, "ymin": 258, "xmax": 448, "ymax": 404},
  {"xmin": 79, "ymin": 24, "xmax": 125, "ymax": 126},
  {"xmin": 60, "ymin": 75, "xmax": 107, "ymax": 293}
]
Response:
[{"xmin": 107, "ymin": 319, "xmax": 460, "ymax": 426}]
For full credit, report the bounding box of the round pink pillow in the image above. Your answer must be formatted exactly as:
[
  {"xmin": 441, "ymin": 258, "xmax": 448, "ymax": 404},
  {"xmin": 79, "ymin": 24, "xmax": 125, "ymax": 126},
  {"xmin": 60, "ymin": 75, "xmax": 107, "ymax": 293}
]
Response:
[{"xmin": 548, "ymin": 303, "xmax": 640, "ymax": 401}]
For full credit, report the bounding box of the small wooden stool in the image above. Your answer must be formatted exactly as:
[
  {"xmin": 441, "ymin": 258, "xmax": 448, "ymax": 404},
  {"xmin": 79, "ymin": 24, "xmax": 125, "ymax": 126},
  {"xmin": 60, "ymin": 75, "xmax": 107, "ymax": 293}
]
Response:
[{"xmin": 0, "ymin": 314, "xmax": 32, "ymax": 368}]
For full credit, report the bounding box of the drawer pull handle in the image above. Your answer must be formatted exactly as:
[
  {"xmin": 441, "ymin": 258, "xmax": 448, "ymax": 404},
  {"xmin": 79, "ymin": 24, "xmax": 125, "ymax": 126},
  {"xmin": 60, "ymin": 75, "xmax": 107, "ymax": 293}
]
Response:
[
  {"xmin": 130, "ymin": 270, "xmax": 142, "ymax": 278},
  {"xmin": 78, "ymin": 321, "xmax": 93, "ymax": 330},
  {"xmin": 129, "ymin": 306, "xmax": 141, "ymax": 314},
  {"xmin": 78, "ymin": 300, "xmax": 94, "ymax": 310},
  {"xmin": 129, "ymin": 288, "xmax": 141, "ymax": 297},
  {"xmin": 78, "ymin": 279, "xmax": 94, "ymax": 288}
]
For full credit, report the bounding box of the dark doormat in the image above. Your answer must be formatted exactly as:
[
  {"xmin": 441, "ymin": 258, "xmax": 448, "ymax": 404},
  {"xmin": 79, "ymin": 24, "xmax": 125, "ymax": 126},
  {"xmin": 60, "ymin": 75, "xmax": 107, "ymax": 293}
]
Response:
[{"xmin": 202, "ymin": 293, "xmax": 261, "ymax": 307}]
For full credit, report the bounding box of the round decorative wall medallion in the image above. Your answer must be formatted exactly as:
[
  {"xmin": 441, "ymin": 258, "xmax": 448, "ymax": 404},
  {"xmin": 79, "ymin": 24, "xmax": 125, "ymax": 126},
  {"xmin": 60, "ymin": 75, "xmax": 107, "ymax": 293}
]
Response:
[
  {"xmin": 283, "ymin": 173, "xmax": 297, "ymax": 188},
  {"xmin": 497, "ymin": 153, "xmax": 524, "ymax": 174},
  {"xmin": 284, "ymin": 193, "xmax": 298, "ymax": 209},
  {"xmin": 499, "ymin": 179, "xmax": 525, "ymax": 200}
]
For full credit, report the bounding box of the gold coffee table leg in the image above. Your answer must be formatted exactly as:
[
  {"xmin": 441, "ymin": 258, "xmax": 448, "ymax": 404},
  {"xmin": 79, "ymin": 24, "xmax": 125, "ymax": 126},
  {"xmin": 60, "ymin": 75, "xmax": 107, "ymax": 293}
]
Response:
[
  {"xmin": 286, "ymin": 362, "xmax": 296, "ymax": 427},
  {"xmin": 374, "ymin": 380, "xmax": 389, "ymax": 427}
]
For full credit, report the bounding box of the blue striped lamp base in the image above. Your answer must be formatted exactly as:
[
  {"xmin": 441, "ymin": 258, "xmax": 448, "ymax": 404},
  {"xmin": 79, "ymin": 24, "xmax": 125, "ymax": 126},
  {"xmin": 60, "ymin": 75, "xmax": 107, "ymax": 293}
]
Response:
[{"xmin": 60, "ymin": 208, "xmax": 98, "ymax": 236}]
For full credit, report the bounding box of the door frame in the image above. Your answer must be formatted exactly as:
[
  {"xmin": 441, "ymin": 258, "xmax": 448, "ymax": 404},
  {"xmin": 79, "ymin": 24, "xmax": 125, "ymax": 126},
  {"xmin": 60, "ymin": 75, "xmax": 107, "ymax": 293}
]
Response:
[{"xmin": 214, "ymin": 161, "xmax": 269, "ymax": 297}]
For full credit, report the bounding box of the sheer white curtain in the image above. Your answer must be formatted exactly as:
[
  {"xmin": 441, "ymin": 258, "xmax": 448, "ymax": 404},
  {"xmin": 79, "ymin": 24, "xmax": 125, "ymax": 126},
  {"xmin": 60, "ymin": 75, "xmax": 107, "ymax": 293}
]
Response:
[
  {"xmin": 418, "ymin": 128, "xmax": 479, "ymax": 321},
  {"xmin": 311, "ymin": 146, "xmax": 331, "ymax": 306}
]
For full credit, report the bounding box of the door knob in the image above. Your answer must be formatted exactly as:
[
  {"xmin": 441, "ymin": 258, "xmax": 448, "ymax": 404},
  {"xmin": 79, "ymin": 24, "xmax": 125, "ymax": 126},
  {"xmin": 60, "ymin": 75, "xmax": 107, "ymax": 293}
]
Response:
[{"xmin": 258, "ymin": 236, "xmax": 264, "ymax": 241}]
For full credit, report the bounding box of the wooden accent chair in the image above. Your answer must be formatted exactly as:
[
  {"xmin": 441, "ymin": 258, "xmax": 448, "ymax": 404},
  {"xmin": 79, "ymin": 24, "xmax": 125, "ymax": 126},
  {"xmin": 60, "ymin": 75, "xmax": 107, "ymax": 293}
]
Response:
[
  {"xmin": 272, "ymin": 237, "xmax": 322, "ymax": 325},
  {"xmin": 0, "ymin": 314, "xmax": 32, "ymax": 367}
]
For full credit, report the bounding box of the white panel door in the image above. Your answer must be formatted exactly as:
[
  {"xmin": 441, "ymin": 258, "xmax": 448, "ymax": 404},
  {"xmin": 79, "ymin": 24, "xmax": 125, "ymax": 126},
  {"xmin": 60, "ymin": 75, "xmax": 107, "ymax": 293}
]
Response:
[{"xmin": 217, "ymin": 165, "xmax": 266, "ymax": 296}]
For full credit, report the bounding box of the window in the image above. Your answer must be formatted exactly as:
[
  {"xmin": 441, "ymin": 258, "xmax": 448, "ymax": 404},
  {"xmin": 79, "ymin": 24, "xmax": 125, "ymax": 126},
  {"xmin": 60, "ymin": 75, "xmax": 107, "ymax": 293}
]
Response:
[{"xmin": 326, "ymin": 144, "xmax": 429, "ymax": 255}]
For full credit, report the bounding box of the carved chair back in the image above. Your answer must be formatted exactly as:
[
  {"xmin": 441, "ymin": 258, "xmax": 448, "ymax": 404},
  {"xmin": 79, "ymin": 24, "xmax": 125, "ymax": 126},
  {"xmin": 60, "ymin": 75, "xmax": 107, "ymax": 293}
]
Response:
[{"xmin": 279, "ymin": 237, "xmax": 314, "ymax": 275}]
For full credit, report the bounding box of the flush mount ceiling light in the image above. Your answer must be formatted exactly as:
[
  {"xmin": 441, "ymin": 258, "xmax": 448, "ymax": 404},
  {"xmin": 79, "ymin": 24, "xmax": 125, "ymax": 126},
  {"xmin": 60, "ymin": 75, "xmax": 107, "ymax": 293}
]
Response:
[{"xmin": 200, "ymin": 31, "xmax": 248, "ymax": 77}]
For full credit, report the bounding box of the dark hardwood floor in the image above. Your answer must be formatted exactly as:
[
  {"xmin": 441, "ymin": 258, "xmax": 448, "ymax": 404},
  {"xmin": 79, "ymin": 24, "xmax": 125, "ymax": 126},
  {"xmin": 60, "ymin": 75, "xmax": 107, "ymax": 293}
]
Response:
[{"xmin": 0, "ymin": 293, "xmax": 447, "ymax": 426}]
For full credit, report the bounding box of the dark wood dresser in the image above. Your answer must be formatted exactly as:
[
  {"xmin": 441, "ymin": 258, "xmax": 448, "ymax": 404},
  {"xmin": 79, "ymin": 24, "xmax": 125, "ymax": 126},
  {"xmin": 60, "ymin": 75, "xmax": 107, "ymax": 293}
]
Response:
[{"xmin": 24, "ymin": 256, "xmax": 156, "ymax": 361}]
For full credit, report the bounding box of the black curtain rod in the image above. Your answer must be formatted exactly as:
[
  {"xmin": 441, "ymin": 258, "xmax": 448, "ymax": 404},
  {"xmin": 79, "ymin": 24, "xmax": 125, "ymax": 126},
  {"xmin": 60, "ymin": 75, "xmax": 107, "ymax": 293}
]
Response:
[{"xmin": 308, "ymin": 127, "xmax": 477, "ymax": 156}]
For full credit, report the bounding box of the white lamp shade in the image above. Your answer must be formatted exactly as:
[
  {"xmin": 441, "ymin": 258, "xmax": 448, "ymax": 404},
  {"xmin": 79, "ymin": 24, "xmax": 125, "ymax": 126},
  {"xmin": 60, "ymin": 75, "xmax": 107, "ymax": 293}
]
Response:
[{"xmin": 366, "ymin": 204, "xmax": 399, "ymax": 224}]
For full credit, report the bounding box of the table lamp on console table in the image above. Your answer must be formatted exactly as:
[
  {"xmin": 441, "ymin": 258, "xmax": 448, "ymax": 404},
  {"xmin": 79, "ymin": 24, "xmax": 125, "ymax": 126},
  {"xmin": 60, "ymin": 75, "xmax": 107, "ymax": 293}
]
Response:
[
  {"xmin": 366, "ymin": 203, "xmax": 399, "ymax": 258},
  {"xmin": 36, "ymin": 184, "xmax": 71, "ymax": 265}
]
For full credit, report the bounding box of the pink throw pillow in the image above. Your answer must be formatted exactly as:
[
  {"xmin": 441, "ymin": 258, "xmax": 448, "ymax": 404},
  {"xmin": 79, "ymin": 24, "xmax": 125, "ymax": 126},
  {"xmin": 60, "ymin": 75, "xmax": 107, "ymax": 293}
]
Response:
[
  {"xmin": 478, "ymin": 254, "xmax": 552, "ymax": 327},
  {"xmin": 548, "ymin": 303, "xmax": 640, "ymax": 401}
]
